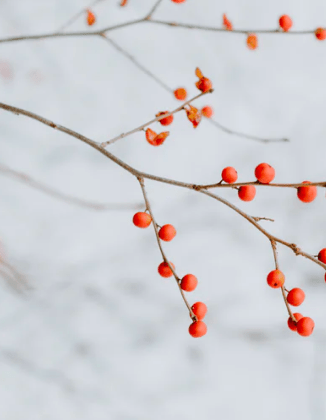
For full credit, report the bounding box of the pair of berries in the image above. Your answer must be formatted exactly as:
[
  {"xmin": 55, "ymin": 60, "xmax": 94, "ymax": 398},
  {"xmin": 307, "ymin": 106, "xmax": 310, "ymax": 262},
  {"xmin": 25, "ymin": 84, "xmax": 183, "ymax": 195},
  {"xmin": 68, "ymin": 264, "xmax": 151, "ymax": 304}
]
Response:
[
  {"xmin": 189, "ymin": 302, "xmax": 207, "ymax": 338},
  {"xmin": 133, "ymin": 213, "xmax": 176, "ymax": 240}
]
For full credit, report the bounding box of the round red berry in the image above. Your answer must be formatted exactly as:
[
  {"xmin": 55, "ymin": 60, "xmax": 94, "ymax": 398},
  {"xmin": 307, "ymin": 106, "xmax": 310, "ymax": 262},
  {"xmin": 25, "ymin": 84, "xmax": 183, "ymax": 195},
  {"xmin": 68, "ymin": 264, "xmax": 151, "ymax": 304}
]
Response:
[
  {"xmin": 133, "ymin": 212, "xmax": 151, "ymax": 228},
  {"xmin": 158, "ymin": 262, "xmax": 175, "ymax": 278},
  {"xmin": 297, "ymin": 181, "xmax": 317, "ymax": 203},
  {"xmin": 279, "ymin": 15, "xmax": 292, "ymax": 32},
  {"xmin": 174, "ymin": 88, "xmax": 187, "ymax": 101},
  {"xmin": 189, "ymin": 321, "xmax": 207, "ymax": 338},
  {"xmin": 156, "ymin": 111, "xmax": 174, "ymax": 126},
  {"xmin": 287, "ymin": 288, "xmax": 305, "ymax": 306},
  {"xmin": 318, "ymin": 248, "xmax": 326, "ymax": 264},
  {"xmin": 238, "ymin": 185, "xmax": 256, "ymax": 202},
  {"xmin": 87, "ymin": 10, "xmax": 96, "ymax": 26},
  {"xmin": 288, "ymin": 313, "xmax": 303, "ymax": 332},
  {"xmin": 247, "ymin": 34, "xmax": 258, "ymax": 50},
  {"xmin": 201, "ymin": 106, "xmax": 213, "ymax": 118},
  {"xmin": 255, "ymin": 163, "xmax": 275, "ymax": 184},
  {"xmin": 191, "ymin": 302, "xmax": 207, "ymax": 321},
  {"xmin": 222, "ymin": 166, "xmax": 238, "ymax": 184},
  {"xmin": 297, "ymin": 317, "xmax": 315, "ymax": 337},
  {"xmin": 181, "ymin": 274, "xmax": 198, "ymax": 292},
  {"xmin": 171, "ymin": 0, "xmax": 186, "ymax": 3},
  {"xmin": 158, "ymin": 224, "xmax": 176, "ymax": 242},
  {"xmin": 315, "ymin": 28, "xmax": 326, "ymax": 40},
  {"xmin": 267, "ymin": 269, "xmax": 285, "ymax": 289}
]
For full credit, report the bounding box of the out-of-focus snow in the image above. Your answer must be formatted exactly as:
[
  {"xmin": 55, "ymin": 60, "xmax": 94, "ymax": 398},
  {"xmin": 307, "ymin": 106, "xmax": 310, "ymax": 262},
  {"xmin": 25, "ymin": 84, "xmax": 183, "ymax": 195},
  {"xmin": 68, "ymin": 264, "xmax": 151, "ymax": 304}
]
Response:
[{"xmin": 0, "ymin": 0, "xmax": 326, "ymax": 419}]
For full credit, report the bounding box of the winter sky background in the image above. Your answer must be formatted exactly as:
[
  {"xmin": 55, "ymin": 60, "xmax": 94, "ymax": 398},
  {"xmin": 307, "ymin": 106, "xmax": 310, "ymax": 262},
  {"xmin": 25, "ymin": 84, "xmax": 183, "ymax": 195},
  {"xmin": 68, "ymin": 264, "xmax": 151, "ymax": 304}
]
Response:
[{"xmin": 0, "ymin": 0, "xmax": 326, "ymax": 419}]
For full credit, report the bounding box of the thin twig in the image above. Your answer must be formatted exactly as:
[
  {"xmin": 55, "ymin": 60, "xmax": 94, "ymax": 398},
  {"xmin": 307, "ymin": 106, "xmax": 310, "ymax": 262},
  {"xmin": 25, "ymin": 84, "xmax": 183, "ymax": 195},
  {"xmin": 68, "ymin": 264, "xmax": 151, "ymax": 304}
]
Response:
[
  {"xmin": 138, "ymin": 177, "xmax": 197, "ymax": 321},
  {"xmin": 208, "ymin": 118, "xmax": 289, "ymax": 143},
  {"xmin": 0, "ymin": 163, "xmax": 141, "ymax": 211},
  {"xmin": 101, "ymin": 89, "xmax": 212, "ymax": 147},
  {"xmin": 146, "ymin": 0, "xmax": 164, "ymax": 19},
  {"xmin": 57, "ymin": 0, "xmax": 106, "ymax": 33},
  {"xmin": 196, "ymin": 180, "xmax": 326, "ymax": 190}
]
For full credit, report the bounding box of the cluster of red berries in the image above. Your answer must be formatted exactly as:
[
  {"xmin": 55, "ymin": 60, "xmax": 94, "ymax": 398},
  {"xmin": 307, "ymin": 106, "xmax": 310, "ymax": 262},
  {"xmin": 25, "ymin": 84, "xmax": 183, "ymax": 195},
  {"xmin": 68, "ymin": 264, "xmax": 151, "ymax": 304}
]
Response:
[
  {"xmin": 132, "ymin": 211, "xmax": 207, "ymax": 337},
  {"xmin": 266, "ymin": 269, "xmax": 314, "ymax": 336},
  {"xmin": 220, "ymin": 163, "xmax": 318, "ymax": 203},
  {"xmin": 144, "ymin": 69, "xmax": 213, "ymax": 146}
]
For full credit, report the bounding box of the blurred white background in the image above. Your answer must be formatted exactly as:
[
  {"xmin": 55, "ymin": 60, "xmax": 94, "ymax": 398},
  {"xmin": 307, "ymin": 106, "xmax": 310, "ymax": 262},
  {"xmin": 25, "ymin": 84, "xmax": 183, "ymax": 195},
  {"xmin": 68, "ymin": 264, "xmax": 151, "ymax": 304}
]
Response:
[{"xmin": 0, "ymin": 0, "xmax": 326, "ymax": 418}]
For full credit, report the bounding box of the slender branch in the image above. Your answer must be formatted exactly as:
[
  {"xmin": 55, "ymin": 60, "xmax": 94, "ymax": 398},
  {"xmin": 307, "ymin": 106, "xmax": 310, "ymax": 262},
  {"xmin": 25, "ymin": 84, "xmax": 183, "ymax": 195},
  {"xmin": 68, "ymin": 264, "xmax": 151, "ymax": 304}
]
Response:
[
  {"xmin": 270, "ymin": 240, "xmax": 295, "ymax": 322},
  {"xmin": 146, "ymin": 0, "xmax": 164, "ymax": 19},
  {"xmin": 1, "ymin": 101, "xmax": 325, "ymax": 275},
  {"xmin": 148, "ymin": 19, "xmax": 317, "ymax": 35},
  {"xmin": 100, "ymin": 34, "xmax": 172, "ymax": 93},
  {"xmin": 57, "ymin": 0, "xmax": 107, "ymax": 33},
  {"xmin": 138, "ymin": 177, "xmax": 197, "ymax": 321},
  {"xmin": 101, "ymin": 89, "xmax": 212, "ymax": 147},
  {"xmin": 0, "ymin": 163, "xmax": 141, "ymax": 211},
  {"xmin": 252, "ymin": 216, "xmax": 274, "ymax": 223},
  {"xmin": 208, "ymin": 118, "xmax": 289, "ymax": 143},
  {"xmin": 196, "ymin": 180, "xmax": 326, "ymax": 190}
]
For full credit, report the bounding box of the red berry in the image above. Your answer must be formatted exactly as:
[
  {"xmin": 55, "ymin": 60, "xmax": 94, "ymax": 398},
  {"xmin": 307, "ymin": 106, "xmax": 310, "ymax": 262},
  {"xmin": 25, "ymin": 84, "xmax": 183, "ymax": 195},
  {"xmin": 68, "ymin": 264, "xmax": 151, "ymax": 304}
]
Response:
[
  {"xmin": 181, "ymin": 274, "xmax": 198, "ymax": 292},
  {"xmin": 171, "ymin": 0, "xmax": 186, "ymax": 3},
  {"xmin": 238, "ymin": 185, "xmax": 256, "ymax": 202},
  {"xmin": 247, "ymin": 34, "xmax": 258, "ymax": 50},
  {"xmin": 191, "ymin": 302, "xmax": 207, "ymax": 321},
  {"xmin": 315, "ymin": 28, "xmax": 326, "ymax": 41},
  {"xmin": 87, "ymin": 10, "xmax": 96, "ymax": 26},
  {"xmin": 145, "ymin": 128, "xmax": 169, "ymax": 146},
  {"xmin": 318, "ymin": 248, "xmax": 326, "ymax": 264},
  {"xmin": 156, "ymin": 111, "xmax": 174, "ymax": 126},
  {"xmin": 288, "ymin": 313, "xmax": 303, "ymax": 332},
  {"xmin": 158, "ymin": 262, "xmax": 175, "ymax": 278},
  {"xmin": 297, "ymin": 181, "xmax": 317, "ymax": 203},
  {"xmin": 120, "ymin": 0, "xmax": 128, "ymax": 5},
  {"xmin": 287, "ymin": 288, "xmax": 305, "ymax": 306},
  {"xmin": 196, "ymin": 77, "xmax": 212, "ymax": 93},
  {"xmin": 185, "ymin": 105, "xmax": 202, "ymax": 128},
  {"xmin": 201, "ymin": 106, "xmax": 213, "ymax": 118},
  {"xmin": 267, "ymin": 269, "xmax": 285, "ymax": 289},
  {"xmin": 222, "ymin": 166, "xmax": 238, "ymax": 184},
  {"xmin": 158, "ymin": 224, "xmax": 176, "ymax": 242},
  {"xmin": 133, "ymin": 212, "xmax": 151, "ymax": 228},
  {"xmin": 174, "ymin": 88, "xmax": 187, "ymax": 101},
  {"xmin": 297, "ymin": 317, "xmax": 315, "ymax": 337},
  {"xmin": 189, "ymin": 321, "xmax": 207, "ymax": 338},
  {"xmin": 279, "ymin": 15, "xmax": 293, "ymax": 32},
  {"xmin": 255, "ymin": 163, "xmax": 275, "ymax": 184}
]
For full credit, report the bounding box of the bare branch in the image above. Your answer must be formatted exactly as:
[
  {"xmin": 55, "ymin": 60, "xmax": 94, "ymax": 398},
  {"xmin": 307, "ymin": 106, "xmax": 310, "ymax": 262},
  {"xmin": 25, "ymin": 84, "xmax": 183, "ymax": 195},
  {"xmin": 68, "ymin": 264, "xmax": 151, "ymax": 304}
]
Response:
[
  {"xmin": 0, "ymin": 163, "xmax": 141, "ymax": 211},
  {"xmin": 146, "ymin": 0, "xmax": 165, "ymax": 19}
]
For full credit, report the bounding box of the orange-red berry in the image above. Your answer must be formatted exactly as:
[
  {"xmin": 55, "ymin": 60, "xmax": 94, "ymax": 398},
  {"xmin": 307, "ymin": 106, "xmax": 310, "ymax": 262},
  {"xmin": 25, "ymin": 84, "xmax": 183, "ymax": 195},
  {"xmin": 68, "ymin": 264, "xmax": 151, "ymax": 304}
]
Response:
[
  {"xmin": 191, "ymin": 302, "xmax": 207, "ymax": 321},
  {"xmin": 133, "ymin": 212, "xmax": 151, "ymax": 228},
  {"xmin": 287, "ymin": 288, "xmax": 305, "ymax": 306},
  {"xmin": 181, "ymin": 274, "xmax": 198, "ymax": 292},
  {"xmin": 201, "ymin": 106, "xmax": 213, "ymax": 118},
  {"xmin": 247, "ymin": 34, "xmax": 258, "ymax": 50},
  {"xmin": 297, "ymin": 181, "xmax": 317, "ymax": 203},
  {"xmin": 196, "ymin": 77, "xmax": 212, "ymax": 93},
  {"xmin": 87, "ymin": 10, "xmax": 96, "ymax": 26},
  {"xmin": 288, "ymin": 313, "xmax": 303, "ymax": 332},
  {"xmin": 158, "ymin": 262, "xmax": 175, "ymax": 278},
  {"xmin": 174, "ymin": 88, "xmax": 187, "ymax": 101},
  {"xmin": 315, "ymin": 28, "xmax": 326, "ymax": 41},
  {"xmin": 185, "ymin": 105, "xmax": 202, "ymax": 128},
  {"xmin": 172, "ymin": 0, "xmax": 186, "ymax": 3},
  {"xmin": 158, "ymin": 224, "xmax": 176, "ymax": 242},
  {"xmin": 189, "ymin": 321, "xmax": 207, "ymax": 338},
  {"xmin": 318, "ymin": 248, "xmax": 326, "ymax": 263},
  {"xmin": 255, "ymin": 163, "xmax": 275, "ymax": 184},
  {"xmin": 238, "ymin": 185, "xmax": 256, "ymax": 202},
  {"xmin": 267, "ymin": 269, "xmax": 285, "ymax": 289},
  {"xmin": 222, "ymin": 166, "xmax": 238, "ymax": 184},
  {"xmin": 297, "ymin": 317, "xmax": 315, "ymax": 337},
  {"xmin": 120, "ymin": 0, "xmax": 128, "ymax": 5},
  {"xmin": 279, "ymin": 15, "xmax": 293, "ymax": 32},
  {"xmin": 156, "ymin": 111, "xmax": 174, "ymax": 126},
  {"xmin": 223, "ymin": 14, "xmax": 233, "ymax": 31}
]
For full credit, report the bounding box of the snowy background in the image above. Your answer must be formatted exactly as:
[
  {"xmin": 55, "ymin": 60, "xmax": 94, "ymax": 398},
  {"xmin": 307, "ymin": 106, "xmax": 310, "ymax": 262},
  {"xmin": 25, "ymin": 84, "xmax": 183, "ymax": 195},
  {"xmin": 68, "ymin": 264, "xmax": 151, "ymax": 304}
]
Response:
[{"xmin": 0, "ymin": 0, "xmax": 326, "ymax": 418}]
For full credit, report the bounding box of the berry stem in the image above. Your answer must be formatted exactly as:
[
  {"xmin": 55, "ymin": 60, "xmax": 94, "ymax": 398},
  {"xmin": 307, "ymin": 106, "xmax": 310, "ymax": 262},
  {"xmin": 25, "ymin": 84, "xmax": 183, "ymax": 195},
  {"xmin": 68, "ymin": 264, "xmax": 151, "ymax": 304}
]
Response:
[{"xmin": 137, "ymin": 177, "xmax": 197, "ymax": 321}]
